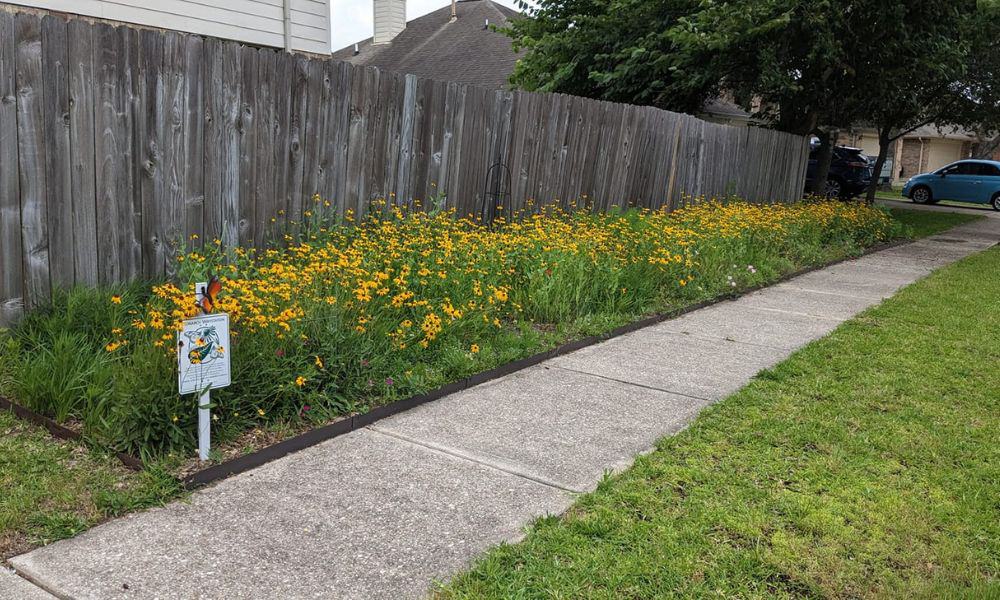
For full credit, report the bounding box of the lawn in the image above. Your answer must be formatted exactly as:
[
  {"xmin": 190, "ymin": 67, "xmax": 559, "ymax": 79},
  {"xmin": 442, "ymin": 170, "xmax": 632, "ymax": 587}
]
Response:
[
  {"xmin": 441, "ymin": 241, "xmax": 999, "ymax": 598},
  {"xmin": 0, "ymin": 410, "xmax": 181, "ymax": 560},
  {"xmin": 874, "ymin": 187, "xmax": 906, "ymax": 201},
  {"xmin": 886, "ymin": 207, "xmax": 981, "ymax": 237}
]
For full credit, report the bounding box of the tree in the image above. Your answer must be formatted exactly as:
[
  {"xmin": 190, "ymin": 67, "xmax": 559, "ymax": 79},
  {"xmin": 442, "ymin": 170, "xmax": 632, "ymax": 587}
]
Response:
[
  {"xmin": 836, "ymin": 1, "xmax": 1000, "ymax": 202},
  {"xmin": 653, "ymin": 0, "xmax": 1000, "ymax": 202},
  {"xmin": 504, "ymin": 0, "xmax": 714, "ymax": 114},
  {"xmin": 662, "ymin": 0, "xmax": 856, "ymax": 193},
  {"xmin": 506, "ymin": 0, "xmax": 1000, "ymax": 202}
]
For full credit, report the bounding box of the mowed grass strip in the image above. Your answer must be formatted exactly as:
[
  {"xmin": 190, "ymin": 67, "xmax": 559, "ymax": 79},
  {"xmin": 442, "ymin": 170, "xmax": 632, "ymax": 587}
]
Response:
[
  {"xmin": 886, "ymin": 207, "xmax": 982, "ymax": 238},
  {"xmin": 0, "ymin": 411, "xmax": 181, "ymax": 560},
  {"xmin": 442, "ymin": 246, "xmax": 999, "ymax": 597}
]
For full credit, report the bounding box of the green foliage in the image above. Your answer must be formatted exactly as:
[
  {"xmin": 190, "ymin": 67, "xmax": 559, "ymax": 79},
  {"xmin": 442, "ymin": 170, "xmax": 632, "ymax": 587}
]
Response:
[
  {"xmin": 0, "ymin": 204, "xmax": 923, "ymax": 459},
  {"xmin": 441, "ymin": 238, "xmax": 1000, "ymax": 600},
  {"xmin": 507, "ymin": 1, "xmax": 1000, "ymax": 151},
  {"xmin": 505, "ymin": 0, "xmax": 709, "ymax": 111}
]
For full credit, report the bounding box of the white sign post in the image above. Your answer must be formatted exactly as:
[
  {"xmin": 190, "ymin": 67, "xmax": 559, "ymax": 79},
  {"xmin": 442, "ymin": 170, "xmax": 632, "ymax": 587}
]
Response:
[{"xmin": 177, "ymin": 304, "xmax": 231, "ymax": 461}]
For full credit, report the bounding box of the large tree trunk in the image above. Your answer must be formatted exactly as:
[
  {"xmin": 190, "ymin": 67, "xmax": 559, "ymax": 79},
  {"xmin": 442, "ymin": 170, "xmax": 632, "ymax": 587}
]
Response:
[
  {"xmin": 973, "ymin": 133, "xmax": 1000, "ymax": 159},
  {"xmin": 809, "ymin": 129, "xmax": 836, "ymax": 195},
  {"xmin": 865, "ymin": 129, "xmax": 893, "ymax": 204}
]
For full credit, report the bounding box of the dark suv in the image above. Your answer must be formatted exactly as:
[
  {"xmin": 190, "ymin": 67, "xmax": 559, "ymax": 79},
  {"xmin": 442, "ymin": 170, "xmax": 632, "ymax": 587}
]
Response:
[{"xmin": 804, "ymin": 145, "xmax": 874, "ymax": 199}]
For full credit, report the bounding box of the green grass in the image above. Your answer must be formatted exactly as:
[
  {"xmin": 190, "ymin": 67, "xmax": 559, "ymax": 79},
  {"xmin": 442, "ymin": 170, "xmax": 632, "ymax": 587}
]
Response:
[
  {"xmin": 875, "ymin": 187, "xmax": 906, "ymax": 201},
  {"xmin": 442, "ymin": 245, "xmax": 999, "ymax": 597},
  {"xmin": 880, "ymin": 188, "xmax": 999, "ymax": 212},
  {"xmin": 887, "ymin": 207, "xmax": 982, "ymax": 238},
  {"xmin": 0, "ymin": 410, "xmax": 182, "ymax": 560}
]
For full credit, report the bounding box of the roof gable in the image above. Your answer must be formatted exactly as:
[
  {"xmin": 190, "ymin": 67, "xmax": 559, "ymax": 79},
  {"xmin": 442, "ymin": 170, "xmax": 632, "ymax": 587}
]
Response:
[{"xmin": 332, "ymin": 0, "xmax": 523, "ymax": 88}]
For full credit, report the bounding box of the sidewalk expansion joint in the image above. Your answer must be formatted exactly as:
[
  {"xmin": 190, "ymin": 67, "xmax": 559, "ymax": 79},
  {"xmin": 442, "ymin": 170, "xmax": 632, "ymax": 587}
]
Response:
[
  {"xmin": 655, "ymin": 330, "xmax": 797, "ymax": 352},
  {"xmin": 775, "ymin": 284, "xmax": 886, "ymax": 301},
  {"xmin": 3, "ymin": 565, "xmax": 68, "ymax": 600},
  {"xmin": 549, "ymin": 365, "xmax": 714, "ymax": 404},
  {"xmin": 744, "ymin": 306, "xmax": 847, "ymax": 322},
  {"xmin": 365, "ymin": 426, "xmax": 584, "ymax": 494}
]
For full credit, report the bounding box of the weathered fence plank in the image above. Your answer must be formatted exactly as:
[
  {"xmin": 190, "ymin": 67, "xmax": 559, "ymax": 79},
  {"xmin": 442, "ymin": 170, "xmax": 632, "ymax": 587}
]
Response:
[
  {"xmin": 67, "ymin": 19, "xmax": 99, "ymax": 286},
  {"xmin": 15, "ymin": 13, "xmax": 51, "ymax": 307},
  {"xmin": 237, "ymin": 44, "xmax": 257, "ymax": 246},
  {"xmin": 0, "ymin": 11, "xmax": 24, "ymax": 322},
  {"xmin": 220, "ymin": 41, "xmax": 243, "ymax": 249},
  {"xmin": 252, "ymin": 47, "xmax": 277, "ymax": 244},
  {"xmin": 268, "ymin": 49, "xmax": 294, "ymax": 232},
  {"xmin": 329, "ymin": 61, "xmax": 351, "ymax": 216},
  {"xmin": 0, "ymin": 11, "xmax": 811, "ymax": 312},
  {"xmin": 137, "ymin": 27, "xmax": 165, "ymax": 279},
  {"xmin": 41, "ymin": 16, "xmax": 74, "ymax": 290},
  {"xmin": 159, "ymin": 31, "xmax": 188, "ymax": 274},
  {"xmin": 286, "ymin": 54, "xmax": 310, "ymax": 223},
  {"xmin": 300, "ymin": 56, "xmax": 323, "ymax": 205},
  {"xmin": 91, "ymin": 23, "xmax": 141, "ymax": 285}
]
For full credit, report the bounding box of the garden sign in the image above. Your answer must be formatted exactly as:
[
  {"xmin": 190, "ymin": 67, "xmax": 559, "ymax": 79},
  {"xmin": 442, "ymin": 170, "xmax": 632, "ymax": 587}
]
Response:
[{"xmin": 177, "ymin": 283, "xmax": 231, "ymax": 461}]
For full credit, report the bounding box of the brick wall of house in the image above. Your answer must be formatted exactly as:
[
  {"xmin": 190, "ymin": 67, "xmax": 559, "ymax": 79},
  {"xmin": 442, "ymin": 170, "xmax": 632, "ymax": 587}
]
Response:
[{"xmin": 899, "ymin": 139, "xmax": 926, "ymax": 180}]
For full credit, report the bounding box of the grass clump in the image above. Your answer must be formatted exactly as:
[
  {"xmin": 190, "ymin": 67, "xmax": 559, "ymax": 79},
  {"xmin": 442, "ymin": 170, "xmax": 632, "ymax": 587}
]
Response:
[
  {"xmin": 441, "ymin": 245, "xmax": 999, "ymax": 599},
  {"xmin": 0, "ymin": 409, "xmax": 181, "ymax": 560}
]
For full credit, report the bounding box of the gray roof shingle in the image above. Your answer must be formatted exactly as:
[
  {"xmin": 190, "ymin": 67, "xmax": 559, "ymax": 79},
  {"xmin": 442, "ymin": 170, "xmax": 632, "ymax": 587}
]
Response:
[{"xmin": 332, "ymin": 0, "xmax": 523, "ymax": 88}]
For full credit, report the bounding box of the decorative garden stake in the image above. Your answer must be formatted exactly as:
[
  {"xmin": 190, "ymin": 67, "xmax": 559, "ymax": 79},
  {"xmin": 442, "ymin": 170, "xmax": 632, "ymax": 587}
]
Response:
[{"xmin": 177, "ymin": 281, "xmax": 231, "ymax": 461}]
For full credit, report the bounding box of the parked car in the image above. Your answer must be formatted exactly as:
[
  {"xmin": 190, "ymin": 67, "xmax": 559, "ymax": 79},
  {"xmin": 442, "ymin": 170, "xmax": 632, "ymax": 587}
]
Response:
[
  {"xmin": 867, "ymin": 154, "xmax": 894, "ymax": 186},
  {"xmin": 902, "ymin": 160, "xmax": 1000, "ymax": 210},
  {"xmin": 805, "ymin": 145, "xmax": 873, "ymax": 199}
]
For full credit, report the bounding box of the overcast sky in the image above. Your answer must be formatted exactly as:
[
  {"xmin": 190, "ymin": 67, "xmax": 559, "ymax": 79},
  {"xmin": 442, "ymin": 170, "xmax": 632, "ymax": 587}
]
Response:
[{"xmin": 329, "ymin": 0, "xmax": 525, "ymax": 50}]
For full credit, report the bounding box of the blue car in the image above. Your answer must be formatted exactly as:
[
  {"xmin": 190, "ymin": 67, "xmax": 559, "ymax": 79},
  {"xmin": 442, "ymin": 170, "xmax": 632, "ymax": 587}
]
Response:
[{"xmin": 902, "ymin": 159, "xmax": 1000, "ymax": 210}]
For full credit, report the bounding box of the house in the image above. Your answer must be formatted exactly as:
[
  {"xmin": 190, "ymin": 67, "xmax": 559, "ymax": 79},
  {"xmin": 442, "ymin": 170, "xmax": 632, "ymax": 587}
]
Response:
[
  {"xmin": 837, "ymin": 125, "xmax": 1000, "ymax": 185},
  {"xmin": 2, "ymin": 0, "xmax": 332, "ymax": 55},
  {"xmin": 702, "ymin": 99, "xmax": 1000, "ymax": 186},
  {"xmin": 332, "ymin": 0, "xmax": 523, "ymax": 88}
]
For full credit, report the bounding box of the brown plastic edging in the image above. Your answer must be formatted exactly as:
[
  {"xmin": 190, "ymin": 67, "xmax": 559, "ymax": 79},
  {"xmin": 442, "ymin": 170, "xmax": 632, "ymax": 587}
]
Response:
[{"xmin": 0, "ymin": 396, "xmax": 144, "ymax": 471}]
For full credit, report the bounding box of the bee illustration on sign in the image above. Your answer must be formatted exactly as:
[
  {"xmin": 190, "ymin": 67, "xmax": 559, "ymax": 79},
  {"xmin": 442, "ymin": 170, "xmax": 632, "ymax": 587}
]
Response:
[
  {"xmin": 184, "ymin": 325, "xmax": 224, "ymax": 366},
  {"xmin": 176, "ymin": 277, "xmax": 232, "ymax": 461}
]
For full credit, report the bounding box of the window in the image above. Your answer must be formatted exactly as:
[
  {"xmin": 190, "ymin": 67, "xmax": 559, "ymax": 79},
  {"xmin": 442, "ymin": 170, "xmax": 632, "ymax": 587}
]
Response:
[
  {"xmin": 976, "ymin": 163, "xmax": 1000, "ymax": 177},
  {"xmin": 941, "ymin": 162, "xmax": 978, "ymax": 175}
]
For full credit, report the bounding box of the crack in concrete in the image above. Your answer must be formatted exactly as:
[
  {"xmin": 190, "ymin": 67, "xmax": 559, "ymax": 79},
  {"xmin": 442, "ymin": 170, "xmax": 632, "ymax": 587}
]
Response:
[
  {"xmin": 366, "ymin": 426, "xmax": 585, "ymax": 494},
  {"xmin": 773, "ymin": 284, "xmax": 887, "ymax": 301},
  {"xmin": 741, "ymin": 306, "xmax": 848, "ymax": 322},
  {"xmin": 548, "ymin": 365, "xmax": 715, "ymax": 404}
]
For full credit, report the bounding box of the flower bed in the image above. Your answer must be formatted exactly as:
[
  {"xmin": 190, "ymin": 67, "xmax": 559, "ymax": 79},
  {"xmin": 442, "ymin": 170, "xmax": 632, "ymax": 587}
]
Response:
[{"xmin": 0, "ymin": 200, "xmax": 898, "ymax": 460}]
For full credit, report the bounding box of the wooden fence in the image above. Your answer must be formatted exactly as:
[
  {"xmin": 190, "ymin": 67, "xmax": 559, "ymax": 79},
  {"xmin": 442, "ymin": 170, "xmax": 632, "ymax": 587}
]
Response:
[{"xmin": 0, "ymin": 10, "xmax": 810, "ymax": 322}]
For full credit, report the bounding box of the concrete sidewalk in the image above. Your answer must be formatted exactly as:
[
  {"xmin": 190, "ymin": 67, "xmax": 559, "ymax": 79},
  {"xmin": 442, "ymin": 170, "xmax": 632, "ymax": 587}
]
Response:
[{"xmin": 7, "ymin": 215, "xmax": 998, "ymax": 600}]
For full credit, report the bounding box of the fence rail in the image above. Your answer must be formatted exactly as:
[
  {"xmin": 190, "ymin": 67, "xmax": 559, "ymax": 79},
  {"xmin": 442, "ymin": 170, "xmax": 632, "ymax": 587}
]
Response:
[{"xmin": 0, "ymin": 10, "xmax": 810, "ymax": 322}]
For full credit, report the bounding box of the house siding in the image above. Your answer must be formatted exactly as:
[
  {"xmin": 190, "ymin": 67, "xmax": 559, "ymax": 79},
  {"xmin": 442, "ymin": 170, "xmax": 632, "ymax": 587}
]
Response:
[{"xmin": 3, "ymin": 0, "xmax": 330, "ymax": 54}]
